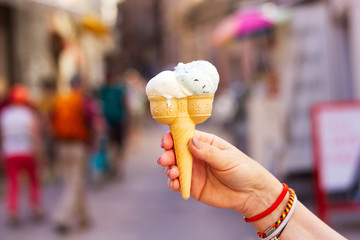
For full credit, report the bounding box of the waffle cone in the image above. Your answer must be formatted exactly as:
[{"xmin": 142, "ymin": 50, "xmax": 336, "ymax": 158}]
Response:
[
  {"xmin": 170, "ymin": 117, "xmax": 195, "ymax": 200},
  {"xmin": 148, "ymin": 95, "xmax": 214, "ymax": 200}
]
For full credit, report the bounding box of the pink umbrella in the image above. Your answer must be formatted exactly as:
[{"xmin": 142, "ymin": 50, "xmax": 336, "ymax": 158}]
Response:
[{"xmin": 212, "ymin": 8, "xmax": 274, "ymax": 46}]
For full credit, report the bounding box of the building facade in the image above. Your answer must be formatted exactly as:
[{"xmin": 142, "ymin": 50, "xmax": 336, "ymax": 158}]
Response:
[{"xmin": 0, "ymin": 0, "xmax": 117, "ymax": 95}]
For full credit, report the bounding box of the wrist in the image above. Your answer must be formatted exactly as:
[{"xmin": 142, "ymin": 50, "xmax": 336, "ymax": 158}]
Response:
[
  {"xmin": 238, "ymin": 176, "xmax": 283, "ymax": 218},
  {"xmin": 238, "ymin": 180, "xmax": 289, "ymax": 232},
  {"xmin": 252, "ymin": 191, "xmax": 290, "ymax": 233}
]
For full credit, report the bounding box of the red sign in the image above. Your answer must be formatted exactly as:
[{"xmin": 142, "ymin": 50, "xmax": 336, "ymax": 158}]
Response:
[{"xmin": 312, "ymin": 101, "xmax": 360, "ymax": 193}]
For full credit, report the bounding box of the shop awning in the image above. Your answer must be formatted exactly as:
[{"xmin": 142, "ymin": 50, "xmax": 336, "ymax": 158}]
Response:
[
  {"xmin": 81, "ymin": 14, "xmax": 110, "ymax": 35},
  {"xmin": 212, "ymin": 3, "xmax": 291, "ymax": 46}
]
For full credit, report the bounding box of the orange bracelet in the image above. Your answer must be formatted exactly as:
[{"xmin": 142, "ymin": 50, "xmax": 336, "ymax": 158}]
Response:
[{"xmin": 244, "ymin": 183, "xmax": 289, "ymax": 222}]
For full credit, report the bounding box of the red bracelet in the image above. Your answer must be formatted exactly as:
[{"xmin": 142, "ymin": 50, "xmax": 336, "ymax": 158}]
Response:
[{"xmin": 244, "ymin": 183, "xmax": 289, "ymax": 222}]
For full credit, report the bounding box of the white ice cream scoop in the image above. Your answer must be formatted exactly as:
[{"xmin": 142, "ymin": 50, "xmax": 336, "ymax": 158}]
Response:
[
  {"xmin": 146, "ymin": 70, "xmax": 188, "ymax": 99},
  {"xmin": 146, "ymin": 60, "xmax": 219, "ymax": 99}
]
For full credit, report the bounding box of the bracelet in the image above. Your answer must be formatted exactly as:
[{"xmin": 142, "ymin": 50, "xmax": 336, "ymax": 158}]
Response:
[
  {"xmin": 275, "ymin": 222, "xmax": 288, "ymax": 239},
  {"xmin": 263, "ymin": 193, "xmax": 297, "ymax": 240},
  {"xmin": 258, "ymin": 188, "xmax": 297, "ymax": 239},
  {"xmin": 244, "ymin": 183, "xmax": 289, "ymax": 222}
]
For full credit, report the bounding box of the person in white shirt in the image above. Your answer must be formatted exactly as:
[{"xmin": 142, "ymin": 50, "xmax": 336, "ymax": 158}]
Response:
[{"xmin": 0, "ymin": 84, "xmax": 43, "ymax": 226}]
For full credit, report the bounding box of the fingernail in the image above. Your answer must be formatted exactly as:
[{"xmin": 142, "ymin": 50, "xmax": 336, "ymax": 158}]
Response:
[
  {"xmin": 157, "ymin": 156, "xmax": 161, "ymax": 165},
  {"xmin": 167, "ymin": 169, "xmax": 170, "ymax": 176},
  {"xmin": 192, "ymin": 137, "xmax": 202, "ymax": 149}
]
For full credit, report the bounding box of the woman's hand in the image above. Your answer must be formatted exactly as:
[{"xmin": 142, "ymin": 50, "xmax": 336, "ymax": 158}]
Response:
[
  {"xmin": 157, "ymin": 130, "xmax": 282, "ymax": 217},
  {"xmin": 157, "ymin": 130, "xmax": 347, "ymax": 240}
]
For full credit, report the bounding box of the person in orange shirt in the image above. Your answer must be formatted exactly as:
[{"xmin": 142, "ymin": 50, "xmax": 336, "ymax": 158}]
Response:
[{"xmin": 52, "ymin": 75, "xmax": 91, "ymax": 233}]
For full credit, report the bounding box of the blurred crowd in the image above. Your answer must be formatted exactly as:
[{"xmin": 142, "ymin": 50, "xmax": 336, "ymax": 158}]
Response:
[{"xmin": 0, "ymin": 69, "xmax": 147, "ymax": 234}]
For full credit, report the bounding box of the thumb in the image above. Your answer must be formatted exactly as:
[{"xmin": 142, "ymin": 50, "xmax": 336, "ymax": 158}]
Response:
[{"xmin": 189, "ymin": 137, "xmax": 228, "ymax": 170}]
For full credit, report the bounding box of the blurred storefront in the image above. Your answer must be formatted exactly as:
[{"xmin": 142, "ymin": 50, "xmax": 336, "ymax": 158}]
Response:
[
  {"xmin": 208, "ymin": 0, "xmax": 360, "ymax": 178},
  {"xmin": 0, "ymin": 0, "xmax": 118, "ymax": 95},
  {"xmin": 116, "ymin": 0, "xmax": 241, "ymax": 78},
  {"xmin": 153, "ymin": 0, "xmax": 360, "ymax": 178},
  {"xmin": 116, "ymin": 0, "xmax": 162, "ymax": 78},
  {"xmin": 0, "ymin": 5, "xmax": 12, "ymax": 99},
  {"xmin": 1, "ymin": 0, "xmax": 357, "ymax": 179},
  {"xmin": 160, "ymin": 0, "xmax": 239, "ymax": 85}
]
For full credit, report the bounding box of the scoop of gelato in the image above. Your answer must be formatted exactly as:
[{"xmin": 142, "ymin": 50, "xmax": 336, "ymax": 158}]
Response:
[
  {"xmin": 146, "ymin": 60, "xmax": 219, "ymax": 99},
  {"xmin": 174, "ymin": 60, "xmax": 219, "ymax": 95},
  {"xmin": 145, "ymin": 70, "xmax": 188, "ymax": 99}
]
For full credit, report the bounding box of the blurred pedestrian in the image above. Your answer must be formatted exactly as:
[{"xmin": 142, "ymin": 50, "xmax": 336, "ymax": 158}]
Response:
[
  {"xmin": 36, "ymin": 77, "xmax": 57, "ymax": 182},
  {"xmin": 124, "ymin": 69, "xmax": 147, "ymax": 146},
  {"xmin": 0, "ymin": 84, "xmax": 44, "ymax": 227},
  {"xmin": 85, "ymin": 89, "xmax": 108, "ymax": 187},
  {"xmin": 52, "ymin": 75, "xmax": 91, "ymax": 233},
  {"xmin": 100, "ymin": 73, "xmax": 129, "ymax": 180}
]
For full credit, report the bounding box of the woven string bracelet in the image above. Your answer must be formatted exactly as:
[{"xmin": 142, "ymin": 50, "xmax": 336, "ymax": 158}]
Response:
[
  {"xmin": 244, "ymin": 183, "xmax": 289, "ymax": 222},
  {"xmin": 257, "ymin": 188, "xmax": 296, "ymax": 239},
  {"xmin": 262, "ymin": 192, "xmax": 297, "ymax": 240}
]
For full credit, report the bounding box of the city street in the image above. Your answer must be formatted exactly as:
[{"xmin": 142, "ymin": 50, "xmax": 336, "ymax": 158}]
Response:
[
  {"xmin": 0, "ymin": 123, "xmax": 255, "ymax": 240},
  {"xmin": 1, "ymin": 1, "xmax": 360, "ymax": 240},
  {"xmin": 1, "ymin": 123, "xmax": 360, "ymax": 240}
]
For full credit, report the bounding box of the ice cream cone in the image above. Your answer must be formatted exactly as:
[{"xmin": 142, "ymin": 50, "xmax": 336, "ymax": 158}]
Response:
[
  {"xmin": 148, "ymin": 94, "xmax": 214, "ymax": 199},
  {"xmin": 187, "ymin": 94, "xmax": 214, "ymax": 124}
]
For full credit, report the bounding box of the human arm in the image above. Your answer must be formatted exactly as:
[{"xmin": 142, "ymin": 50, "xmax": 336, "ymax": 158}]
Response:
[{"xmin": 157, "ymin": 130, "xmax": 346, "ymax": 240}]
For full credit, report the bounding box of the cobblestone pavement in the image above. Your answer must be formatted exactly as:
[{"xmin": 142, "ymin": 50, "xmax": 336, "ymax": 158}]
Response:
[{"xmin": 1, "ymin": 123, "xmax": 360, "ymax": 240}]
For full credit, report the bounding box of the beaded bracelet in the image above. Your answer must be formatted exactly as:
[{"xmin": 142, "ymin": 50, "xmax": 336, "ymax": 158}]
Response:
[{"xmin": 257, "ymin": 188, "xmax": 296, "ymax": 239}]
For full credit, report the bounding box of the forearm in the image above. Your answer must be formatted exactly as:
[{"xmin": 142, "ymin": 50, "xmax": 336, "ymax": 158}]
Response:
[
  {"xmin": 247, "ymin": 189, "xmax": 345, "ymax": 240},
  {"xmin": 279, "ymin": 202, "xmax": 346, "ymax": 240}
]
